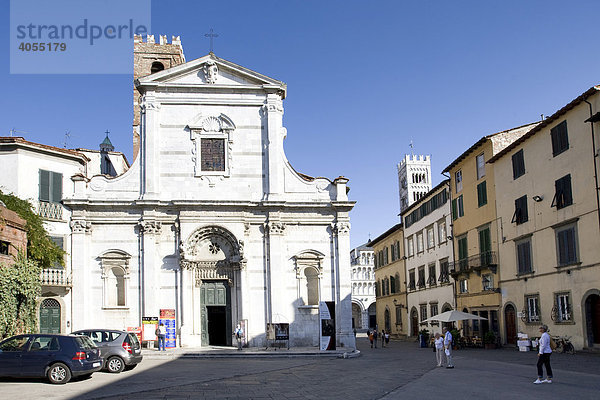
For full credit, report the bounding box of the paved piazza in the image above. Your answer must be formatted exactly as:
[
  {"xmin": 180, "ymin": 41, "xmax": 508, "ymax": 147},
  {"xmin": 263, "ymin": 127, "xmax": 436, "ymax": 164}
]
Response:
[{"xmin": 1, "ymin": 338, "xmax": 598, "ymax": 399}]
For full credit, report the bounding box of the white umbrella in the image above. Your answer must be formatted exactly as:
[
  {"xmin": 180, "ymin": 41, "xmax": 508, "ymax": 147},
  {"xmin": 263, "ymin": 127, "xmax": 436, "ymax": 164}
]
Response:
[{"xmin": 424, "ymin": 310, "xmax": 487, "ymax": 323}]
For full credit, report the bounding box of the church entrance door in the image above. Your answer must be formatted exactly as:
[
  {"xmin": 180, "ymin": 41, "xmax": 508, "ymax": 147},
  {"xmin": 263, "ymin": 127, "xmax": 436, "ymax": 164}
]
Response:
[{"xmin": 200, "ymin": 281, "xmax": 232, "ymax": 346}]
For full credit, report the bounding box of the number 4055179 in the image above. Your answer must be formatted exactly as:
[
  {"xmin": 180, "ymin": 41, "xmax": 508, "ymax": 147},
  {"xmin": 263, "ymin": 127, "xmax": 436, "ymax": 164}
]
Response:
[{"xmin": 19, "ymin": 42, "xmax": 66, "ymax": 51}]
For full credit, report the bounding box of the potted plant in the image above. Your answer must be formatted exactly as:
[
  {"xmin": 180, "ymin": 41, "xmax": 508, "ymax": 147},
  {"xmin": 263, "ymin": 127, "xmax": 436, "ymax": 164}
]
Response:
[
  {"xmin": 450, "ymin": 329, "xmax": 461, "ymax": 350},
  {"xmin": 484, "ymin": 331, "xmax": 497, "ymax": 349},
  {"xmin": 418, "ymin": 329, "xmax": 430, "ymax": 348}
]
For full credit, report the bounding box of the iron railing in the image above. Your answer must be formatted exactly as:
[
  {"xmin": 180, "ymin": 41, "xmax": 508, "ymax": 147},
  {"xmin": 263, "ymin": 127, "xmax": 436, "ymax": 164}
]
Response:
[
  {"xmin": 449, "ymin": 251, "xmax": 498, "ymax": 275},
  {"xmin": 37, "ymin": 201, "xmax": 63, "ymax": 221}
]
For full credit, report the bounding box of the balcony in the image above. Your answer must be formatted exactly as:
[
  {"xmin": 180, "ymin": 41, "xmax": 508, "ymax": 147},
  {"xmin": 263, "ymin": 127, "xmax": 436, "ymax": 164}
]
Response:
[
  {"xmin": 37, "ymin": 201, "xmax": 63, "ymax": 221},
  {"xmin": 40, "ymin": 268, "xmax": 72, "ymax": 289},
  {"xmin": 450, "ymin": 251, "xmax": 498, "ymax": 277}
]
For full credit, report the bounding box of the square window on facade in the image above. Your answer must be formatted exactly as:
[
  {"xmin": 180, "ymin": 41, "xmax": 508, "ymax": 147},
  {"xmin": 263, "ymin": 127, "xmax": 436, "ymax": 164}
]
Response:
[
  {"xmin": 512, "ymin": 195, "xmax": 528, "ymax": 225},
  {"xmin": 455, "ymin": 170, "xmax": 463, "ymax": 193},
  {"xmin": 476, "ymin": 153, "xmax": 485, "ymax": 180},
  {"xmin": 417, "ymin": 267, "xmax": 425, "ymax": 288},
  {"xmin": 512, "ymin": 149, "xmax": 525, "ymax": 179},
  {"xmin": 201, "ymin": 138, "xmax": 226, "ymax": 171},
  {"xmin": 428, "ymin": 263, "xmax": 436, "ymax": 285},
  {"xmin": 550, "ymin": 120, "xmax": 569, "ymax": 156},
  {"xmin": 407, "ymin": 237, "xmax": 414, "ymax": 257},
  {"xmin": 552, "ymin": 174, "xmax": 573, "ymax": 210},
  {"xmin": 417, "ymin": 233, "xmax": 424, "ymax": 253},
  {"xmin": 439, "ymin": 259, "xmax": 449, "ymax": 283},
  {"xmin": 459, "ymin": 279, "xmax": 468, "ymax": 293},
  {"xmin": 516, "ymin": 238, "xmax": 533, "ymax": 274},
  {"xmin": 438, "ymin": 220, "xmax": 447, "ymax": 244},
  {"xmin": 482, "ymin": 274, "xmax": 493, "ymax": 290},
  {"xmin": 526, "ymin": 295, "xmax": 540, "ymax": 323},
  {"xmin": 420, "ymin": 304, "xmax": 428, "ymax": 322},
  {"xmin": 395, "ymin": 305, "xmax": 403, "ymax": 327},
  {"xmin": 430, "ymin": 303, "xmax": 439, "ymax": 319},
  {"xmin": 555, "ymin": 292, "xmax": 572, "ymax": 322},
  {"xmin": 39, "ymin": 169, "xmax": 63, "ymax": 203},
  {"xmin": 409, "ymin": 270, "xmax": 416, "ymax": 291},
  {"xmin": 555, "ymin": 223, "xmax": 578, "ymax": 266}
]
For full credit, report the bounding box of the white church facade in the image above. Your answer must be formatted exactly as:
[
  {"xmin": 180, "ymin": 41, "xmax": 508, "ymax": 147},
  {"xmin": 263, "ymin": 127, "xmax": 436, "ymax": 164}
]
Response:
[{"xmin": 64, "ymin": 43, "xmax": 356, "ymax": 349}]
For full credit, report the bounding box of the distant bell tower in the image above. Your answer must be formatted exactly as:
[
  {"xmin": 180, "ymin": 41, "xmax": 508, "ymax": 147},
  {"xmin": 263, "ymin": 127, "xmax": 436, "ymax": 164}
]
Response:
[
  {"xmin": 133, "ymin": 34, "xmax": 186, "ymax": 162},
  {"xmin": 397, "ymin": 154, "xmax": 432, "ymax": 215}
]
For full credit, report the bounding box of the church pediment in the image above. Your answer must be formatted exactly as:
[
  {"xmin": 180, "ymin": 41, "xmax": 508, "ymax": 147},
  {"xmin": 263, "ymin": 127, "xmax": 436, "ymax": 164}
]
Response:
[{"xmin": 136, "ymin": 54, "xmax": 287, "ymax": 98}]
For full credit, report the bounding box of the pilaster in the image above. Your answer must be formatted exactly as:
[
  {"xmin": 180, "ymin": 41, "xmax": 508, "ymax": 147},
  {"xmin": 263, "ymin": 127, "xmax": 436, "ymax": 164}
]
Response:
[{"xmin": 70, "ymin": 219, "xmax": 92, "ymax": 330}]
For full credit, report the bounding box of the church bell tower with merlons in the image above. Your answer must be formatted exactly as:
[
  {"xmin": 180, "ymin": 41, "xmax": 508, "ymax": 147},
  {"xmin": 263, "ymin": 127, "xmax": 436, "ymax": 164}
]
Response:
[
  {"xmin": 397, "ymin": 154, "xmax": 432, "ymax": 215},
  {"xmin": 132, "ymin": 34, "xmax": 186, "ymax": 162}
]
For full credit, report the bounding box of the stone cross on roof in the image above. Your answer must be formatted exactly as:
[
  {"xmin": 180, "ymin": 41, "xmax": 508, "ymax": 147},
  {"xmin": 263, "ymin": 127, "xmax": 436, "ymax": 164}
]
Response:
[{"xmin": 205, "ymin": 28, "xmax": 219, "ymax": 53}]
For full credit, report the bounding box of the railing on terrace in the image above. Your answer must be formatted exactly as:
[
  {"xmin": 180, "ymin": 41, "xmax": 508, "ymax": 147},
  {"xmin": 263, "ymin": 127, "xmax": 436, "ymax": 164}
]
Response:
[
  {"xmin": 37, "ymin": 201, "xmax": 63, "ymax": 221},
  {"xmin": 40, "ymin": 268, "xmax": 72, "ymax": 287},
  {"xmin": 449, "ymin": 251, "xmax": 498, "ymax": 275}
]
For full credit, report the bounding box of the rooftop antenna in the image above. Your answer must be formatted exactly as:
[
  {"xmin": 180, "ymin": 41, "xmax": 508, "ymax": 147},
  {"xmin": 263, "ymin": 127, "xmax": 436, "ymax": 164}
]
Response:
[
  {"xmin": 9, "ymin": 128, "xmax": 28, "ymax": 137},
  {"xmin": 205, "ymin": 28, "xmax": 219, "ymax": 53},
  {"xmin": 63, "ymin": 131, "xmax": 72, "ymax": 148}
]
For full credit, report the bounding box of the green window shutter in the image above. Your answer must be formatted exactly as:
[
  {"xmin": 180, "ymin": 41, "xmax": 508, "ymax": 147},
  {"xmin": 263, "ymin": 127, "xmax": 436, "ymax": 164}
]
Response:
[
  {"xmin": 51, "ymin": 172, "xmax": 63, "ymax": 203},
  {"xmin": 477, "ymin": 181, "xmax": 487, "ymax": 207},
  {"xmin": 452, "ymin": 199, "xmax": 457, "ymax": 220},
  {"xmin": 458, "ymin": 195, "xmax": 464, "ymax": 217},
  {"xmin": 39, "ymin": 169, "xmax": 50, "ymax": 202}
]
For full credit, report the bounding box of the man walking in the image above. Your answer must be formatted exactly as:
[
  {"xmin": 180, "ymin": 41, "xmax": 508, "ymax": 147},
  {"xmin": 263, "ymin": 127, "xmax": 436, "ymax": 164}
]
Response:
[
  {"xmin": 234, "ymin": 324, "xmax": 244, "ymax": 350},
  {"xmin": 443, "ymin": 327, "xmax": 454, "ymax": 368}
]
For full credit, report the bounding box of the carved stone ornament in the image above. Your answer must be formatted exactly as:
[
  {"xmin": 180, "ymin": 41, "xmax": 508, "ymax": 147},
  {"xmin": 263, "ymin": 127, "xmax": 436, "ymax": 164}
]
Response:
[
  {"xmin": 333, "ymin": 222, "xmax": 350, "ymax": 235},
  {"xmin": 70, "ymin": 220, "xmax": 92, "ymax": 234},
  {"xmin": 203, "ymin": 60, "xmax": 219, "ymax": 84},
  {"xmin": 139, "ymin": 220, "xmax": 162, "ymax": 235},
  {"xmin": 267, "ymin": 221, "xmax": 286, "ymax": 235},
  {"xmin": 262, "ymin": 101, "xmax": 284, "ymax": 114}
]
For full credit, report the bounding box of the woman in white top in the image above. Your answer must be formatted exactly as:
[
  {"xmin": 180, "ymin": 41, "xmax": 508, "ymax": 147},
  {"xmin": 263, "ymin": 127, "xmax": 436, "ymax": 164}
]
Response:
[
  {"xmin": 534, "ymin": 325, "xmax": 553, "ymax": 384},
  {"xmin": 434, "ymin": 332, "xmax": 445, "ymax": 367}
]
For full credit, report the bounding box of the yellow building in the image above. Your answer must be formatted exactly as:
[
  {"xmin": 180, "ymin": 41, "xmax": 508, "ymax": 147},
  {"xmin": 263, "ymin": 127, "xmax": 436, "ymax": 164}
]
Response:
[
  {"xmin": 371, "ymin": 223, "xmax": 408, "ymax": 338},
  {"xmin": 489, "ymin": 86, "xmax": 600, "ymax": 349},
  {"xmin": 443, "ymin": 122, "xmax": 538, "ymax": 340}
]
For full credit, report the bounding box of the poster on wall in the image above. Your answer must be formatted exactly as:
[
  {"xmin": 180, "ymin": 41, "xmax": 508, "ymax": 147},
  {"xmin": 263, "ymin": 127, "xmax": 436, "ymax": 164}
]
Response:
[
  {"xmin": 160, "ymin": 309, "xmax": 176, "ymax": 349},
  {"xmin": 142, "ymin": 317, "xmax": 158, "ymax": 341},
  {"xmin": 319, "ymin": 301, "xmax": 336, "ymax": 351}
]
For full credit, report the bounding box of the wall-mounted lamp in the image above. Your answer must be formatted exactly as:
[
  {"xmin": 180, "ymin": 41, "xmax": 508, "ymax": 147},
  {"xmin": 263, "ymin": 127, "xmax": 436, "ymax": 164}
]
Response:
[
  {"xmin": 393, "ymin": 299, "xmax": 397, "ymax": 305},
  {"xmin": 447, "ymin": 236, "xmax": 453, "ymax": 241},
  {"xmin": 533, "ymin": 195, "xmax": 543, "ymax": 202}
]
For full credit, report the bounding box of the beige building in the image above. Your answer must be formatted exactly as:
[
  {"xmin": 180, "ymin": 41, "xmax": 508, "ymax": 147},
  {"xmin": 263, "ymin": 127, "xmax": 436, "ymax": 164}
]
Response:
[
  {"xmin": 489, "ymin": 86, "xmax": 600, "ymax": 349},
  {"xmin": 443, "ymin": 122, "xmax": 538, "ymax": 341},
  {"xmin": 371, "ymin": 223, "xmax": 408, "ymax": 338},
  {"xmin": 402, "ymin": 180, "xmax": 454, "ymax": 338}
]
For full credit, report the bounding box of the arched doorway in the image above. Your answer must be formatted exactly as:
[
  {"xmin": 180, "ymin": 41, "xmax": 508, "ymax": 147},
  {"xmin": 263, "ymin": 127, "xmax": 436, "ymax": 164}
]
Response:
[
  {"xmin": 40, "ymin": 298, "xmax": 61, "ymax": 334},
  {"xmin": 504, "ymin": 304, "xmax": 517, "ymax": 344},
  {"xmin": 180, "ymin": 226, "xmax": 245, "ymax": 347},
  {"xmin": 585, "ymin": 294, "xmax": 600, "ymax": 346},
  {"xmin": 410, "ymin": 308, "xmax": 419, "ymax": 336},
  {"xmin": 352, "ymin": 303, "xmax": 362, "ymax": 329},
  {"xmin": 368, "ymin": 303, "xmax": 376, "ymax": 329}
]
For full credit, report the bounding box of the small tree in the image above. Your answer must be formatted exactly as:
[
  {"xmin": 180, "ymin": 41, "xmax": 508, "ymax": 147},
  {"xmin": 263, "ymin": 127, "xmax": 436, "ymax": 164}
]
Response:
[
  {"xmin": 0, "ymin": 190, "xmax": 65, "ymax": 268},
  {"xmin": 0, "ymin": 253, "xmax": 41, "ymax": 339}
]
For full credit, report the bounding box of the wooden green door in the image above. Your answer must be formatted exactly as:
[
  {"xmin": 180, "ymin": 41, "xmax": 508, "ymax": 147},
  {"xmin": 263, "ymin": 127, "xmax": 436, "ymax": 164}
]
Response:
[
  {"xmin": 200, "ymin": 281, "xmax": 232, "ymax": 346},
  {"xmin": 39, "ymin": 299, "xmax": 61, "ymax": 334}
]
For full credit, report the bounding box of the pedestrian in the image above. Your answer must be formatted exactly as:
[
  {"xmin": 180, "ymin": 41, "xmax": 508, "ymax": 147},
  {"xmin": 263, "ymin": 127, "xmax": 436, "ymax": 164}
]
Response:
[
  {"xmin": 369, "ymin": 329, "xmax": 374, "ymax": 348},
  {"xmin": 434, "ymin": 332, "xmax": 445, "ymax": 367},
  {"xmin": 156, "ymin": 323, "xmax": 166, "ymax": 351},
  {"xmin": 233, "ymin": 324, "xmax": 244, "ymax": 350},
  {"xmin": 381, "ymin": 330, "xmax": 386, "ymax": 348},
  {"xmin": 534, "ymin": 325, "xmax": 553, "ymax": 384},
  {"xmin": 373, "ymin": 329, "xmax": 378, "ymax": 348},
  {"xmin": 442, "ymin": 327, "xmax": 454, "ymax": 368},
  {"xmin": 385, "ymin": 330, "xmax": 390, "ymax": 346}
]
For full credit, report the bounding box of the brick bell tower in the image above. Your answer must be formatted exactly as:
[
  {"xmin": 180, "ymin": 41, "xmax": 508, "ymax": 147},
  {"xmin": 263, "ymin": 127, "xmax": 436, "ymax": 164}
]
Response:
[{"xmin": 133, "ymin": 34, "xmax": 186, "ymax": 162}]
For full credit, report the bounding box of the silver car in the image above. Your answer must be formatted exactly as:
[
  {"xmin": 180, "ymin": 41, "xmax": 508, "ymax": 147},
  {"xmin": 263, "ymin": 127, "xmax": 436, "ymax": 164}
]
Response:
[{"xmin": 71, "ymin": 329, "xmax": 142, "ymax": 373}]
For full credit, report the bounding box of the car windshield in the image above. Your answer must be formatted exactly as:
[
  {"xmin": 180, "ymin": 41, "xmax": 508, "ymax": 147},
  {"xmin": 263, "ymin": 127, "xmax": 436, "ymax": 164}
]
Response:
[{"xmin": 75, "ymin": 336, "xmax": 97, "ymax": 350}]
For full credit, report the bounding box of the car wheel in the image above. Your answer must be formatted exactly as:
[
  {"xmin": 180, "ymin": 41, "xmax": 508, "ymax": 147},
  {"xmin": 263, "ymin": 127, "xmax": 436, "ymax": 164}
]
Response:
[
  {"xmin": 106, "ymin": 356, "xmax": 125, "ymax": 373},
  {"xmin": 124, "ymin": 364, "xmax": 138, "ymax": 371},
  {"xmin": 47, "ymin": 363, "xmax": 72, "ymax": 384}
]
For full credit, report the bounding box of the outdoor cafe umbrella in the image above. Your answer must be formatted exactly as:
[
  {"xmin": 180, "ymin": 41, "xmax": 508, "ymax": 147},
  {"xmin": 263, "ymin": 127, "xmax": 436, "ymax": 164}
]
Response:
[{"xmin": 424, "ymin": 310, "xmax": 487, "ymax": 323}]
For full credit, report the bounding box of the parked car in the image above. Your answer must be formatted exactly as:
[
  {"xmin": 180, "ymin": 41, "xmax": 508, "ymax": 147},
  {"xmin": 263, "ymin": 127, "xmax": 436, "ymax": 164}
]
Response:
[
  {"xmin": 71, "ymin": 329, "xmax": 142, "ymax": 373},
  {"xmin": 0, "ymin": 334, "xmax": 102, "ymax": 384}
]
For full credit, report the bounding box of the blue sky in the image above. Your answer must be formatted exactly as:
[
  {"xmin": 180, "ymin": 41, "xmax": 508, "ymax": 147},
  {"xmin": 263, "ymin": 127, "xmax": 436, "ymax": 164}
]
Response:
[{"xmin": 1, "ymin": 0, "xmax": 599, "ymax": 248}]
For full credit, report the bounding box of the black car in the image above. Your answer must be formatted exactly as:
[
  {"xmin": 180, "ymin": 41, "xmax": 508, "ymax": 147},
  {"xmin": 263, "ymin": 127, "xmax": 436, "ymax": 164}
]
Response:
[
  {"xmin": 0, "ymin": 334, "xmax": 102, "ymax": 384},
  {"xmin": 71, "ymin": 329, "xmax": 142, "ymax": 373}
]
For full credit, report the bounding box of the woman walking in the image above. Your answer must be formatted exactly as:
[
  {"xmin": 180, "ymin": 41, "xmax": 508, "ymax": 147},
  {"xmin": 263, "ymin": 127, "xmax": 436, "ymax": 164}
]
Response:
[
  {"xmin": 534, "ymin": 325, "xmax": 553, "ymax": 384},
  {"xmin": 434, "ymin": 332, "xmax": 445, "ymax": 367}
]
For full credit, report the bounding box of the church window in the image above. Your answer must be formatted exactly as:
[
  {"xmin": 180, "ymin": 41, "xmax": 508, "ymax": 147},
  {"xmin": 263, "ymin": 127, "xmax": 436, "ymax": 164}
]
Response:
[
  {"xmin": 304, "ymin": 267, "xmax": 319, "ymax": 305},
  {"xmin": 201, "ymin": 138, "xmax": 226, "ymax": 171},
  {"xmin": 294, "ymin": 251, "xmax": 323, "ymax": 307}
]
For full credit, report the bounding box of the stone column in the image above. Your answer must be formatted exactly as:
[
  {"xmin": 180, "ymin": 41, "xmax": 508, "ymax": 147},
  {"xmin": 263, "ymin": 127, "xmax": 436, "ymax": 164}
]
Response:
[
  {"xmin": 140, "ymin": 96, "xmax": 160, "ymax": 199},
  {"xmin": 333, "ymin": 220, "xmax": 355, "ymax": 349},
  {"xmin": 138, "ymin": 219, "xmax": 162, "ymax": 319},
  {"xmin": 70, "ymin": 219, "xmax": 92, "ymax": 331},
  {"xmin": 265, "ymin": 216, "xmax": 286, "ymax": 324},
  {"xmin": 262, "ymin": 95, "xmax": 284, "ymax": 201}
]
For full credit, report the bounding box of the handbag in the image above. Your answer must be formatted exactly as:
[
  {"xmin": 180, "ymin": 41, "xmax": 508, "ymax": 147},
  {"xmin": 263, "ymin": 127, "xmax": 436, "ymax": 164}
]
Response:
[{"xmin": 445, "ymin": 349, "xmax": 450, "ymax": 356}]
